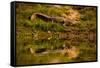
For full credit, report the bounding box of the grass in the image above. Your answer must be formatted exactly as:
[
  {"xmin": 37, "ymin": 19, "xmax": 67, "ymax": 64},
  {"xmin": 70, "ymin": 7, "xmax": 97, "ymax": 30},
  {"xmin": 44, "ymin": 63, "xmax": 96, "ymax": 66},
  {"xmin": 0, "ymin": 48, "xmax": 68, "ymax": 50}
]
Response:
[{"xmin": 16, "ymin": 3, "xmax": 97, "ymax": 65}]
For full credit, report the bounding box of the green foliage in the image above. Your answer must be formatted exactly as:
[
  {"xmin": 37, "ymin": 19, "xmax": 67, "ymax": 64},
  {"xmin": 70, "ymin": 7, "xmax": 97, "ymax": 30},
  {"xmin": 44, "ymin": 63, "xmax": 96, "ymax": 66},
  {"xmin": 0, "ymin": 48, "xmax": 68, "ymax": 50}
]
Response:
[
  {"xmin": 31, "ymin": 19, "xmax": 65, "ymax": 32},
  {"xmin": 16, "ymin": 3, "xmax": 97, "ymax": 65}
]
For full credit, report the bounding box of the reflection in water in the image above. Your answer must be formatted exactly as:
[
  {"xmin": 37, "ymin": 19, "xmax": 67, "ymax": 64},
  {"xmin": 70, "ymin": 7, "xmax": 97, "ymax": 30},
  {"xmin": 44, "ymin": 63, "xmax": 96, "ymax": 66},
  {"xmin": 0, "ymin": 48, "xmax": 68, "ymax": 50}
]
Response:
[
  {"xmin": 16, "ymin": 29, "xmax": 96, "ymax": 64},
  {"xmin": 66, "ymin": 46, "xmax": 80, "ymax": 59},
  {"xmin": 15, "ymin": 3, "xmax": 97, "ymax": 65}
]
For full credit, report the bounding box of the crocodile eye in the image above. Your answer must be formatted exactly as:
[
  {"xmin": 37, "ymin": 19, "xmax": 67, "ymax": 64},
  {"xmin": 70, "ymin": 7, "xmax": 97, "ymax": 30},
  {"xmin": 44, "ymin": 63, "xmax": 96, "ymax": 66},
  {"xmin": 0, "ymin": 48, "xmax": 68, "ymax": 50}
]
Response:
[
  {"xmin": 60, "ymin": 20, "xmax": 64, "ymax": 24},
  {"xmin": 28, "ymin": 16, "xmax": 31, "ymax": 20}
]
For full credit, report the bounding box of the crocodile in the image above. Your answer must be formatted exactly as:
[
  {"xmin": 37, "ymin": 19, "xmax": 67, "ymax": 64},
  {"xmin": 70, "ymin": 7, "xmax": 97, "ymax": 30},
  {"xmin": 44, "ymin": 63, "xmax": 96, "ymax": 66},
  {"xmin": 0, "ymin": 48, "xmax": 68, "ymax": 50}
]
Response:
[{"xmin": 29, "ymin": 13, "xmax": 78, "ymax": 26}]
